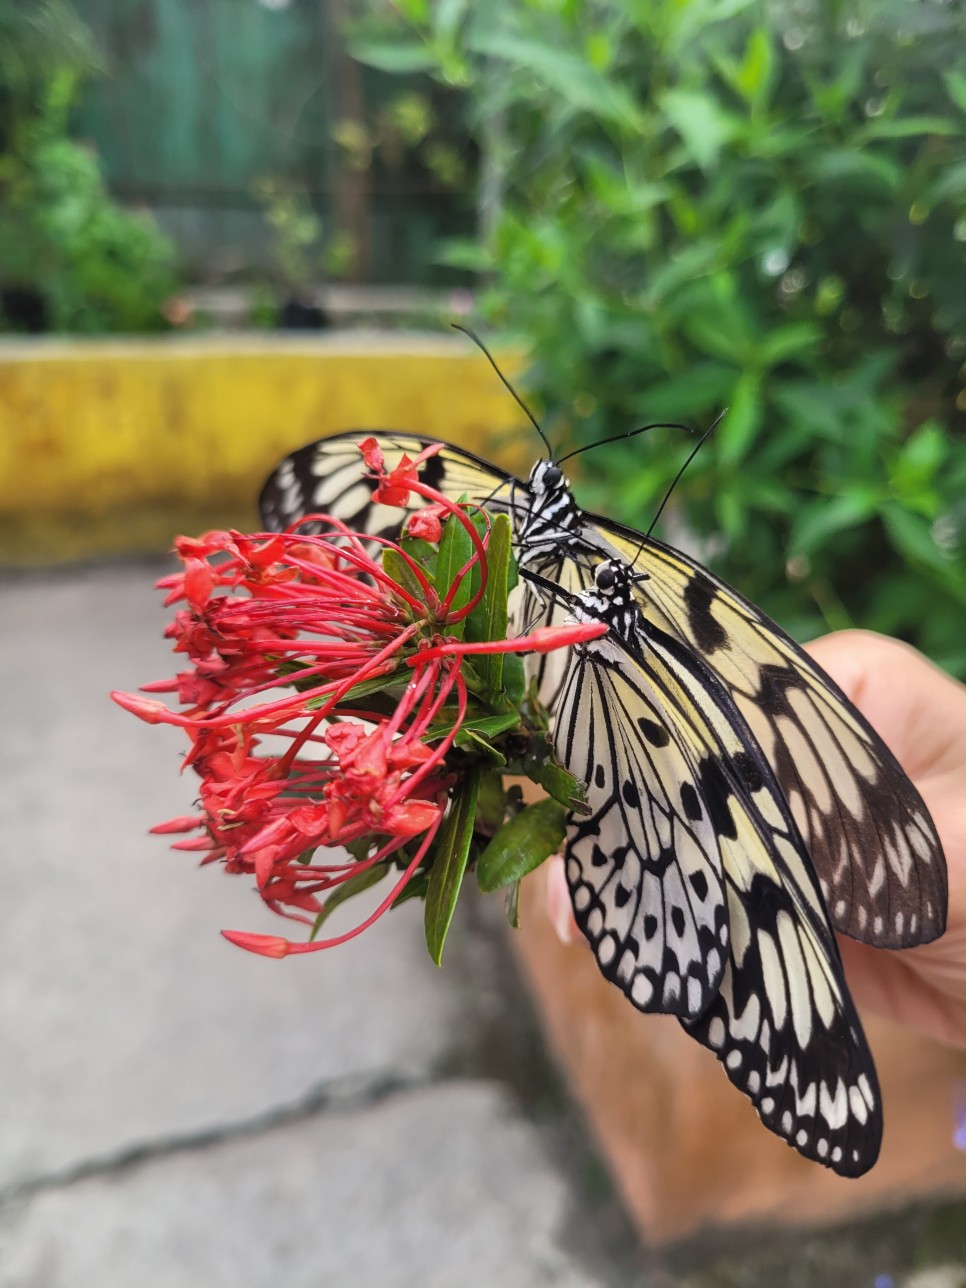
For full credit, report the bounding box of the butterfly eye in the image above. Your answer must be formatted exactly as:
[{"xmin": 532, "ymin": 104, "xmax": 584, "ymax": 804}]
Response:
[
  {"xmin": 595, "ymin": 564, "xmax": 617, "ymax": 591},
  {"xmin": 543, "ymin": 465, "xmax": 563, "ymax": 489}
]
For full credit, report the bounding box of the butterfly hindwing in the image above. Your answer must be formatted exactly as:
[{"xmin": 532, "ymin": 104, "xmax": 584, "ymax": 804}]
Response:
[
  {"xmin": 555, "ymin": 632, "xmax": 729, "ymax": 1019},
  {"xmin": 561, "ymin": 563, "xmax": 882, "ymax": 1175}
]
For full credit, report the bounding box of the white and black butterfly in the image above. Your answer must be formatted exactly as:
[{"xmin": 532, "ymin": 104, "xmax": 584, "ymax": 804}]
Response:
[
  {"xmin": 260, "ymin": 428, "xmax": 947, "ymax": 957},
  {"xmin": 537, "ymin": 556, "xmax": 883, "ymax": 1174}
]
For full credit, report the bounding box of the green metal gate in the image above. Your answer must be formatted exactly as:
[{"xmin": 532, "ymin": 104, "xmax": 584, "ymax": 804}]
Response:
[{"xmin": 72, "ymin": 0, "xmax": 471, "ymax": 284}]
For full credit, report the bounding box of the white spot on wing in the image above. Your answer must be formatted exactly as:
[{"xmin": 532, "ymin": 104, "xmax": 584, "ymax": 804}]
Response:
[{"xmin": 631, "ymin": 975, "xmax": 654, "ymax": 1007}]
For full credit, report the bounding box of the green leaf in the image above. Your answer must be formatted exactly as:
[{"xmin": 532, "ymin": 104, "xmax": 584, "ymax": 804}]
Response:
[
  {"xmin": 469, "ymin": 31, "xmax": 645, "ymax": 131},
  {"xmin": 665, "ymin": 0, "xmax": 756, "ymax": 54},
  {"xmin": 391, "ymin": 870, "xmax": 429, "ymax": 909},
  {"xmin": 892, "ymin": 422, "xmax": 948, "ymax": 491},
  {"xmin": 453, "ymin": 727, "xmax": 507, "ymax": 765},
  {"xmin": 805, "ymin": 150, "xmax": 900, "ymax": 193},
  {"xmin": 927, "ymin": 160, "xmax": 966, "ymax": 203},
  {"xmin": 715, "ymin": 490, "xmax": 745, "ymax": 544},
  {"xmin": 790, "ymin": 488, "xmax": 881, "ymax": 557},
  {"xmin": 861, "ymin": 117, "xmax": 960, "ymax": 141},
  {"xmin": 395, "ymin": 0, "xmax": 429, "ymax": 19},
  {"xmin": 476, "ymin": 770, "xmax": 507, "ymax": 834},
  {"xmin": 464, "ymin": 512, "xmax": 513, "ymax": 698},
  {"xmin": 382, "ymin": 547, "xmax": 431, "ymax": 606},
  {"xmin": 659, "ymin": 88, "xmax": 738, "ymax": 169},
  {"xmin": 881, "ymin": 503, "xmax": 949, "ymax": 574},
  {"xmin": 735, "ymin": 27, "xmax": 774, "ymax": 107},
  {"xmin": 424, "ymin": 771, "xmax": 480, "ymax": 965},
  {"xmin": 944, "ymin": 71, "xmax": 966, "ymax": 116},
  {"xmin": 717, "ymin": 372, "xmax": 762, "ymax": 468},
  {"xmin": 502, "ymin": 651, "xmax": 526, "ymax": 706},
  {"xmin": 400, "ymin": 535, "xmax": 439, "ymax": 579},
  {"xmin": 308, "ymin": 672, "xmax": 400, "ymax": 709},
  {"xmin": 350, "ymin": 42, "xmax": 436, "ymax": 74},
  {"xmin": 435, "ymin": 0, "xmax": 469, "ymax": 41},
  {"xmin": 311, "ymin": 863, "xmax": 389, "ymax": 938},
  {"xmin": 758, "ymin": 323, "xmax": 821, "ymax": 368},
  {"xmin": 435, "ymin": 506, "xmax": 475, "ymax": 640},
  {"xmin": 425, "ymin": 712, "xmax": 520, "ymax": 749},
  {"xmin": 477, "ymin": 797, "xmax": 567, "ymax": 892},
  {"xmin": 436, "ymin": 238, "xmax": 493, "ymax": 272},
  {"xmin": 504, "ymin": 880, "xmax": 521, "ymax": 929},
  {"xmin": 447, "ymin": 712, "xmax": 522, "ymax": 740},
  {"xmin": 635, "ymin": 364, "xmax": 735, "ymax": 419},
  {"xmin": 640, "ymin": 241, "xmax": 721, "ymax": 307},
  {"xmin": 526, "ymin": 753, "xmax": 587, "ymax": 812}
]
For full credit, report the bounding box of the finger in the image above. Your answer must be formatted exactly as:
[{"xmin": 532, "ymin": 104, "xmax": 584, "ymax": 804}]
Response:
[
  {"xmin": 546, "ymin": 854, "xmax": 580, "ymax": 945},
  {"xmin": 837, "ymin": 935, "xmax": 966, "ymax": 1050}
]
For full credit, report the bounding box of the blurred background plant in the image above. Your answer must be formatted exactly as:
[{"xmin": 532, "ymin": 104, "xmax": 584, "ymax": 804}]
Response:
[
  {"xmin": 2, "ymin": 0, "xmax": 965, "ymax": 674},
  {"xmin": 0, "ymin": 0, "xmax": 177, "ymax": 332},
  {"xmin": 249, "ymin": 79, "xmax": 469, "ymax": 327},
  {"xmin": 350, "ymin": 0, "xmax": 966, "ymax": 675}
]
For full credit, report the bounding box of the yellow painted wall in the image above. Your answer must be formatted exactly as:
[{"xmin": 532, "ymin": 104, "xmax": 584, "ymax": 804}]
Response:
[{"xmin": 0, "ymin": 334, "xmax": 528, "ymax": 564}]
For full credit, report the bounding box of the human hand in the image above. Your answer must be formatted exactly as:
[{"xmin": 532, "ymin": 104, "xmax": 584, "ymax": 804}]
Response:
[{"xmin": 545, "ymin": 630, "xmax": 966, "ymax": 1049}]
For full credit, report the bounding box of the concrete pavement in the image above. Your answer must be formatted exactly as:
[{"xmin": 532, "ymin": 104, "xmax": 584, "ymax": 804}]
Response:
[
  {"xmin": 0, "ymin": 562, "xmax": 641, "ymax": 1287},
  {"xmin": 3, "ymin": 562, "xmax": 965, "ymax": 1288}
]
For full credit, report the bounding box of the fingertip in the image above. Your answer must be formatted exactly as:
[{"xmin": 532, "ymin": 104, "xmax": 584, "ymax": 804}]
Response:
[{"xmin": 546, "ymin": 854, "xmax": 580, "ymax": 945}]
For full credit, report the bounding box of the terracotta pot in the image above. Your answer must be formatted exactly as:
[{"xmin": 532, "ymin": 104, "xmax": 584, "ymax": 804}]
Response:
[{"xmin": 513, "ymin": 864, "xmax": 966, "ymax": 1246}]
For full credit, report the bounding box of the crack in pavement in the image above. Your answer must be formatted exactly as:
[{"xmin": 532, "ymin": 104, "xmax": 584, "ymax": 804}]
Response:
[{"xmin": 0, "ymin": 1068, "xmax": 437, "ymax": 1210}]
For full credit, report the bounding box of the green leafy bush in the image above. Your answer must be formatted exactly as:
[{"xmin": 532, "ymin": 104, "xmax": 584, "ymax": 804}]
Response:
[
  {"xmin": 353, "ymin": 0, "xmax": 966, "ymax": 674},
  {"xmin": 0, "ymin": 1, "xmax": 176, "ymax": 333}
]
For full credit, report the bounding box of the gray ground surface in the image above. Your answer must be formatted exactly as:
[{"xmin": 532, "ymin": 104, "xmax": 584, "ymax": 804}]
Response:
[
  {"xmin": 2, "ymin": 562, "xmax": 964, "ymax": 1287},
  {"xmin": 0, "ymin": 563, "xmax": 643, "ymax": 1288}
]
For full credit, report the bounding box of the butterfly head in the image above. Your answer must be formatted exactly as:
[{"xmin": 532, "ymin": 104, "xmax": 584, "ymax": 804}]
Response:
[
  {"xmin": 574, "ymin": 559, "xmax": 649, "ymax": 641},
  {"xmin": 528, "ymin": 459, "xmax": 569, "ymax": 499},
  {"xmin": 593, "ymin": 559, "xmax": 649, "ymax": 599},
  {"xmin": 516, "ymin": 458, "xmax": 586, "ymax": 559}
]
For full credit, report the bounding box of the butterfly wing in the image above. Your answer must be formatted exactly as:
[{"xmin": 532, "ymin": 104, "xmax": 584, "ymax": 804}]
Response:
[
  {"xmin": 260, "ymin": 431, "xmax": 946, "ymax": 950},
  {"xmin": 554, "ymin": 633, "xmax": 729, "ymax": 1020},
  {"xmin": 641, "ymin": 624, "xmax": 882, "ymax": 1176},
  {"xmin": 259, "ymin": 431, "xmax": 522, "ymax": 538},
  {"xmin": 259, "ymin": 430, "xmax": 588, "ymax": 704},
  {"xmin": 581, "ymin": 517, "xmax": 946, "ymax": 949}
]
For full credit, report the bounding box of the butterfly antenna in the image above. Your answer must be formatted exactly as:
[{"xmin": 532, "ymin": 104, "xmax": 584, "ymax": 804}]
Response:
[
  {"xmin": 451, "ymin": 323, "xmax": 554, "ymax": 458},
  {"xmin": 634, "ymin": 410, "xmax": 726, "ymax": 562},
  {"xmin": 557, "ymin": 421, "xmax": 691, "ymax": 466}
]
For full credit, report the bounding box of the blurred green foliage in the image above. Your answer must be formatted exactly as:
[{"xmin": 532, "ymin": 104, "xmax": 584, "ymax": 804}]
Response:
[
  {"xmin": 354, "ymin": 0, "xmax": 966, "ymax": 674},
  {"xmin": 0, "ymin": 0, "xmax": 176, "ymax": 333},
  {"xmin": 253, "ymin": 178, "xmax": 329, "ymax": 291}
]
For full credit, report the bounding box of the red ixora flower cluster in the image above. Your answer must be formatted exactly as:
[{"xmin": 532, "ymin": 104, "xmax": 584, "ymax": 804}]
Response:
[{"xmin": 113, "ymin": 439, "xmax": 604, "ymax": 958}]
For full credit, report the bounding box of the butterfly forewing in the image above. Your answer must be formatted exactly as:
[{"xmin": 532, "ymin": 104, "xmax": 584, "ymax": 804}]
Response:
[
  {"xmin": 591, "ymin": 523, "xmax": 947, "ymax": 948},
  {"xmin": 259, "ymin": 431, "xmax": 518, "ymax": 541}
]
